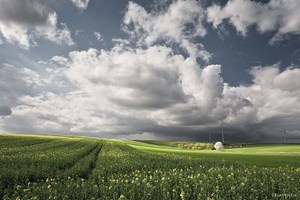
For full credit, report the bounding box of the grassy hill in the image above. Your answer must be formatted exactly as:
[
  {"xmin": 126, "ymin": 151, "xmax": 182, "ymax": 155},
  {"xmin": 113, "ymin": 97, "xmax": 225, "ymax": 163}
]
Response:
[
  {"xmin": 136, "ymin": 140, "xmax": 214, "ymax": 150},
  {"xmin": 125, "ymin": 140, "xmax": 300, "ymax": 167}
]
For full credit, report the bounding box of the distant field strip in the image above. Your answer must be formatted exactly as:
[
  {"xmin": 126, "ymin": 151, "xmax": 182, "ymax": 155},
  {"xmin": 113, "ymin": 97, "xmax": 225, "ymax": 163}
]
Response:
[
  {"xmin": 0, "ymin": 135, "xmax": 59, "ymax": 148},
  {"xmin": 126, "ymin": 140, "xmax": 300, "ymax": 167}
]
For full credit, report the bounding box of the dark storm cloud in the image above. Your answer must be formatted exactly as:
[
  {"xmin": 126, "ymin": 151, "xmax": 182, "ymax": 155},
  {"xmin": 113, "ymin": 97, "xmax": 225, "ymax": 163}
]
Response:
[
  {"xmin": 0, "ymin": 105, "xmax": 12, "ymax": 116},
  {"xmin": 0, "ymin": 0, "xmax": 50, "ymax": 26}
]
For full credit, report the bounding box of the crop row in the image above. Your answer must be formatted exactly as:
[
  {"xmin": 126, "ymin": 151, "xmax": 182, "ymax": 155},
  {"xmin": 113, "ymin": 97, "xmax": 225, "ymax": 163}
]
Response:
[
  {"xmin": 0, "ymin": 135, "xmax": 102, "ymax": 197},
  {"xmin": 62, "ymin": 143, "xmax": 103, "ymax": 179}
]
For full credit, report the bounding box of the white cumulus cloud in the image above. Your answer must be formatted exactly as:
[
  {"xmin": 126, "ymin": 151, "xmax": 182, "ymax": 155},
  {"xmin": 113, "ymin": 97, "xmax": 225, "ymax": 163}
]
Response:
[
  {"xmin": 0, "ymin": 0, "xmax": 74, "ymax": 49},
  {"xmin": 123, "ymin": 0, "xmax": 211, "ymax": 61},
  {"xmin": 94, "ymin": 32, "xmax": 103, "ymax": 41},
  {"xmin": 207, "ymin": 0, "xmax": 300, "ymax": 43},
  {"xmin": 71, "ymin": 0, "xmax": 90, "ymax": 11}
]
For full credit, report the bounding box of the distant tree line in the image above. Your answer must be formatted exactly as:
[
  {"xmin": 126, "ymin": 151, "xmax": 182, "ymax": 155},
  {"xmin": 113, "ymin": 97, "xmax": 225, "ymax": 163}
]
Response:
[{"xmin": 171, "ymin": 142, "xmax": 214, "ymax": 150}]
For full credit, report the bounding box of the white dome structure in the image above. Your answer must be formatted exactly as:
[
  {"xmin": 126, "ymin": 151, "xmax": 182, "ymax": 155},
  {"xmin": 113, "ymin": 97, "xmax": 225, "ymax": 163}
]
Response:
[{"xmin": 214, "ymin": 141, "xmax": 224, "ymax": 150}]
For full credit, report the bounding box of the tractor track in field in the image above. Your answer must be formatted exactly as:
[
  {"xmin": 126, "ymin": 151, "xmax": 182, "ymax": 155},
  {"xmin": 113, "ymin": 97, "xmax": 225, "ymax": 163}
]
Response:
[
  {"xmin": 85, "ymin": 142, "xmax": 103, "ymax": 178},
  {"xmin": 54, "ymin": 142, "xmax": 100, "ymax": 176},
  {"xmin": 58, "ymin": 141, "xmax": 104, "ymax": 179}
]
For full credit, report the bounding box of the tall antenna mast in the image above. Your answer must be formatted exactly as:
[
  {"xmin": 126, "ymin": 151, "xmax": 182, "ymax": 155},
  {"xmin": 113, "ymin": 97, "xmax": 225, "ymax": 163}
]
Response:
[
  {"xmin": 280, "ymin": 128, "xmax": 287, "ymax": 143},
  {"xmin": 209, "ymin": 131, "xmax": 211, "ymax": 143},
  {"xmin": 219, "ymin": 120, "xmax": 225, "ymax": 143}
]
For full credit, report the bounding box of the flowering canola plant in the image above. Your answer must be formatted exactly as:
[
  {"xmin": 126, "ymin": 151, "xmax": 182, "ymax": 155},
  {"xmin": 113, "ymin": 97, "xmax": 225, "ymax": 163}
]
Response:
[{"xmin": 0, "ymin": 136, "xmax": 299, "ymax": 200}]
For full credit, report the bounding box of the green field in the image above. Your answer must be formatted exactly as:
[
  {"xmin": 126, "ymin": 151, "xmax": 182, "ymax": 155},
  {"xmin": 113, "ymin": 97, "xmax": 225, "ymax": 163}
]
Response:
[
  {"xmin": 0, "ymin": 134, "xmax": 299, "ymax": 199},
  {"xmin": 126, "ymin": 140, "xmax": 300, "ymax": 167}
]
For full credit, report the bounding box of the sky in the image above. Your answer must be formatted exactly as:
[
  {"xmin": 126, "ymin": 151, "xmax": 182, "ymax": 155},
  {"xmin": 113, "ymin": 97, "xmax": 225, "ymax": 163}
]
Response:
[{"xmin": 0, "ymin": 0, "xmax": 300, "ymax": 142}]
